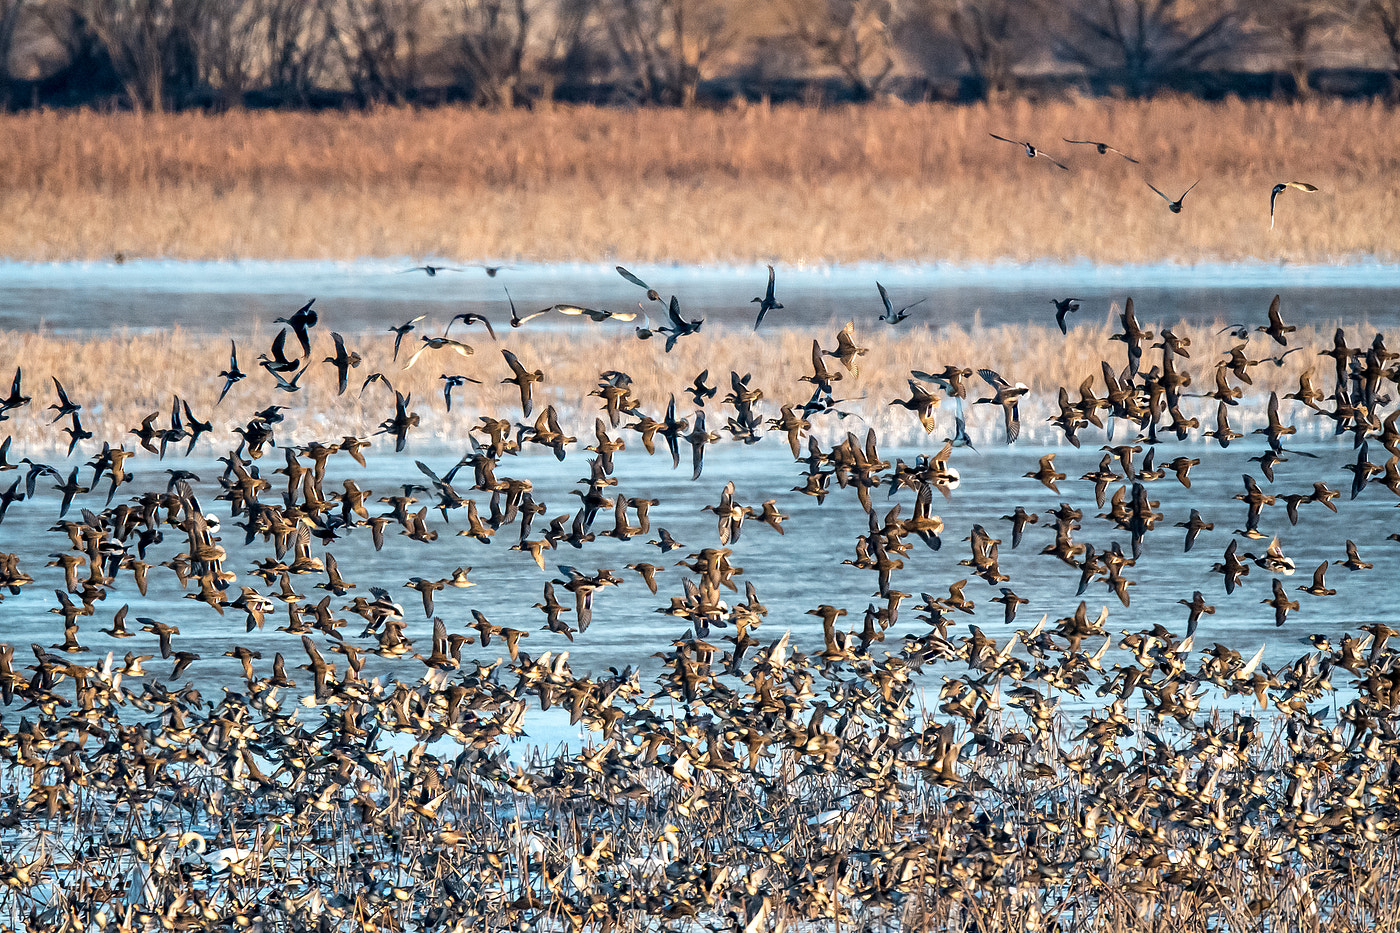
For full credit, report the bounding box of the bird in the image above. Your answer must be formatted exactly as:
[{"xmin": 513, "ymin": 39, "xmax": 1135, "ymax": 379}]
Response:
[
  {"xmin": 323, "ymin": 333, "xmax": 362, "ymax": 395},
  {"xmin": 501, "ymin": 349, "xmax": 544, "ymax": 417},
  {"xmin": 877, "ymin": 282, "xmax": 926, "ymax": 325},
  {"xmin": 659, "ymin": 296, "xmax": 703, "ymax": 352},
  {"xmin": 400, "ymin": 264, "xmax": 460, "ymax": 276},
  {"xmin": 617, "ymin": 265, "xmax": 663, "ymax": 303},
  {"xmin": 824, "ymin": 322, "xmax": 868, "ymax": 377},
  {"xmin": 1061, "ymin": 138, "xmax": 1138, "ymax": 162},
  {"xmin": 1262, "ymin": 578, "xmax": 1299, "ymax": 627},
  {"xmin": 505, "ymin": 288, "xmax": 550, "ymax": 328},
  {"xmin": 217, "ymin": 340, "xmax": 247, "ymax": 404},
  {"xmin": 752, "ymin": 264, "xmax": 783, "ymax": 330},
  {"xmin": 1336, "ymin": 539, "xmax": 1373, "ymax": 572},
  {"xmin": 1051, "ymin": 297, "xmax": 1081, "ymax": 335},
  {"xmin": 274, "ymin": 298, "xmax": 318, "ymax": 356},
  {"xmin": 975, "ymin": 369, "xmax": 1028, "ymax": 444},
  {"xmin": 47, "ymin": 377, "xmax": 80, "ymax": 424},
  {"xmin": 989, "ymin": 133, "xmax": 1068, "ymax": 170},
  {"xmin": 1270, "ymin": 181, "xmax": 1318, "ymax": 229},
  {"xmin": 552, "ymin": 304, "xmax": 637, "ymax": 324},
  {"xmin": 991, "ymin": 588, "xmax": 1030, "ymax": 625},
  {"xmin": 388, "ymin": 315, "xmax": 427, "ymax": 361},
  {"xmin": 446, "ymin": 312, "xmax": 497, "ymax": 341},
  {"xmin": 1259, "ymin": 295, "xmax": 1295, "ymax": 346},
  {"xmin": 1025, "ymin": 454, "xmax": 1065, "ymax": 492},
  {"xmin": 439, "ymin": 374, "xmax": 481, "ymax": 412},
  {"xmin": 1177, "ymin": 591, "xmax": 1215, "ymax": 637},
  {"xmin": 1298, "ymin": 561, "xmax": 1336, "ymax": 597},
  {"xmin": 1146, "ymin": 179, "xmax": 1199, "ymax": 213},
  {"xmin": 685, "ymin": 370, "xmax": 717, "ymax": 408},
  {"xmin": 1175, "ymin": 509, "xmax": 1214, "ymax": 552}
]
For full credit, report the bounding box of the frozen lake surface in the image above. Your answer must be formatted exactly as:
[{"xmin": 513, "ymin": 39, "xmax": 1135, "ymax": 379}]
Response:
[{"xmin": 4, "ymin": 258, "xmax": 1400, "ymax": 335}]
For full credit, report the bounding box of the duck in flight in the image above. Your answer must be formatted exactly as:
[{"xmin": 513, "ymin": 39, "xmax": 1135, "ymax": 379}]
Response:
[
  {"xmin": 989, "ymin": 134, "xmax": 1068, "ymax": 170},
  {"xmin": 1061, "ymin": 138, "xmax": 1139, "ymax": 163},
  {"xmin": 388, "ymin": 315, "xmax": 426, "ymax": 360},
  {"xmin": 617, "ymin": 265, "xmax": 663, "ymax": 304},
  {"xmin": 752, "ymin": 265, "xmax": 783, "ymax": 330},
  {"xmin": 1050, "ymin": 297, "xmax": 1081, "ymax": 335},
  {"xmin": 1147, "ymin": 179, "xmax": 1199, "ymax": 213},
  {"xmin": 400, "ymin": 264, "xmax": 461, "ymax": 276},
  {"xmin": 877, "ymin": 282, "xmax": 926, "ymax": 325},
  {"xmin": 1270, "ymin": 182, "xmax": 1318, "ymax": 229}
]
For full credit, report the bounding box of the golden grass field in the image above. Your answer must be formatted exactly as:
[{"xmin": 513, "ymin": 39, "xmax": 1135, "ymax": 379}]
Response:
[
  {"xmin": 0, "ymin": 315, "xmax": 1343, "ymax": 454},
  {"xmin": 0, "ymin": 97, "xmax": 1393, "ymax": 264}
]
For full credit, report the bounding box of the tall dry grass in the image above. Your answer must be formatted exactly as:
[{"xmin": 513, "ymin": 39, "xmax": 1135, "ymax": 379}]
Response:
[
  {"xmin": 0, "ymin": 98, "xmax": 1393, "ymax": 263},
  {"xmin": 0, "ymin": 315, "xmax": 1351, "ymax": 455}
]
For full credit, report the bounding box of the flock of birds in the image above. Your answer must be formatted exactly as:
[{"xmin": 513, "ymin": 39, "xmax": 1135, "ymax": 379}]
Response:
[
  {"xmin": 1, "ymin": 259, "xmax": 1400, "ymax": 932},
  {"xmin": 988, "ymin": 133, "xmax": 1319, "ymax": 228}
]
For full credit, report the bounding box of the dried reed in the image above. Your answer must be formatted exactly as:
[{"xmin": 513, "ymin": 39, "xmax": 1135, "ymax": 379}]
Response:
[
  {"xmin": 0, "ymin": 316, "xmax": 1357, "ymax": 456},
  {"xmin": 0, "ymin": 98, "xmax": 1389, "ymax": 263}
]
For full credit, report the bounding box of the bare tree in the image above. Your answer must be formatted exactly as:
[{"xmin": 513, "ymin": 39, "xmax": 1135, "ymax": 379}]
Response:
[
  {"xmin": 532, "ymin": 0, "xmax": 607, "ymax": 100},
  {"xmin": 1051, "ymin": 0, "xmax": 1244, "ymax": 97},
  {"xmin": 190, "ymin": 0, "xmax": 262, "ymax": 108},
  {"xmin": 324, "ymin": 0, "xmax": 434, "ymax": 104},
  {"xmin": 253, "ymin": 0, "xmax": 336, "ymax": 102},
  {"xmin": 900, "ymin": 0, "xmax": 1042, "ymax": 99},
  {"xmin": 74, "ymin": 0, "xmax": 208, "ymax": 110},
  {"xmin": 593, "ymin": 0, "xmax": 737, "ymax": 105},
  {"xmin": 1363, "ymin": 0, "xmax": 1400, "ymax": 95},
  {"xmin": 783, "ymin": 0, "xmax": 901, "ymax": 100},
  {"xmin": 1241, "ymin": 0, "xmax": 1346, "ymax": 97},
  {"xmin": 454, "ymin": 0, "xmax": 530, "ymax": 107},
  {"xmin": 0, "ymin": 0, "xmax": 28, "ymax": 107}
]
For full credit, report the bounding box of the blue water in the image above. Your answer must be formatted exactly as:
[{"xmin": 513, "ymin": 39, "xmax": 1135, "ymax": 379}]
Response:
[
  {"xmin": 3, "ymin": 258, "xmax": 1400, "ymax": 334},
  {"xmin": 0, "ymin": 260, "xmax": 1396, "ymax": 742}
]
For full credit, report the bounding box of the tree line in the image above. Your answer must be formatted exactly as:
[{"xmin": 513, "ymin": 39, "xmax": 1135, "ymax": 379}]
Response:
[{"xmin": 0, "ymin": 0, "xmax": 1397, "ymax": 111}]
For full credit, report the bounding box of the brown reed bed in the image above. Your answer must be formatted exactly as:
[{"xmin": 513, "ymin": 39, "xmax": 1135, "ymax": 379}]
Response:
[
  {"xmin": 0, "ymin": 314, "xmax": 1362, "ymax": 456},
  {"xmin": 0, "ymin": 98, "xmax": 1392, "ymax": 264}
]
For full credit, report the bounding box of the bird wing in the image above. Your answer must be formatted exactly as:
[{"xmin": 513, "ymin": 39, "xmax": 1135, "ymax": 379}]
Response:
[
  {"xmin": 690, "ymin": 413, "xmax": 707, "ymax": 480},
  {"xmin": 402, "ymin": 342, "xmax": 432, "ymax": 371},
  {"xmin": 502, "ymin": 349, "xmax": 528, "ymax": 380},
  {"xmin": 616, "ymin": 266, "xmax": 651, "ymax": 291}
]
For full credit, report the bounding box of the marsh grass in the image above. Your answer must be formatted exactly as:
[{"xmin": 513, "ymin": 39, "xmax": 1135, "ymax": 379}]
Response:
[
  {"xmin": 0, "ymin": 99, "xmax": 1393, "ymax": 263},
  {"xmin": 0, "ymin": 315, "xmax": 1360, "ymax": 458}
]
